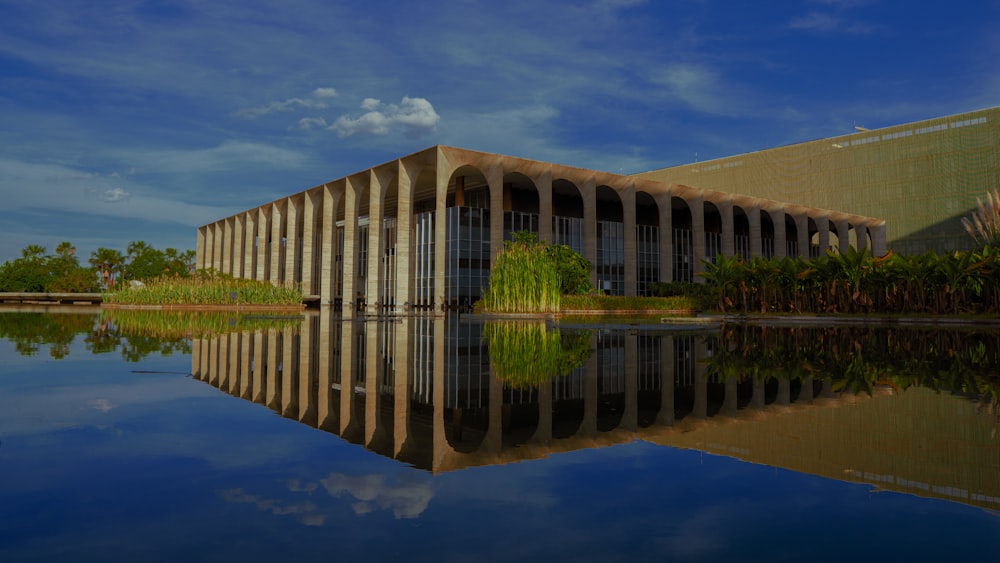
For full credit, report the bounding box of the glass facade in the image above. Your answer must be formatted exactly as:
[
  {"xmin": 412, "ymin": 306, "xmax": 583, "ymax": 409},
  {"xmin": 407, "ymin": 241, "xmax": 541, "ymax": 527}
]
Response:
[
  {"xmin": 636, "ymin": 224, "xmax": 659, "ymax": 296},
  {"xmin": 673, "ymin": 227, "xmax": 693, "ymax": 283},
  {"xmin": 553, "ymin": 215, "xmax": 585, "ymax": 255},
  {"xmin": 596, "ymin": 220, "xmax": 624, "ymax": 295},
  {"xmin": 445, "ymin": 207, "xmax": 491, "ymax": 310},
  {"xmin": 413, "ymin": 210, "xmax": 436, "ymax": 309}
]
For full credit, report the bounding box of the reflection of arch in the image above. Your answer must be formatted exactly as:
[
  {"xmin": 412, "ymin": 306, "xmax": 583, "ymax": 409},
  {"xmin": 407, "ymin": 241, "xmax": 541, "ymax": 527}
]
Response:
[
  {"xmin": 636, "ymin": 191, "xmax": 660, "ymax": 295},
  {"xmin": 596, "ymin": 186, "xmax": 624, "ymax": 295},
  {"xmin": 672, "ymin": 197, "xmax": 693, "ymax": 282}
]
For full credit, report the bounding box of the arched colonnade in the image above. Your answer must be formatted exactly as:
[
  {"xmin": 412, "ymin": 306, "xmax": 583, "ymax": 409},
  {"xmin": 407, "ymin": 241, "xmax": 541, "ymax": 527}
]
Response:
[{"xmin": 196, "ymin": 146, "xmax": 887, "ymax": 313}]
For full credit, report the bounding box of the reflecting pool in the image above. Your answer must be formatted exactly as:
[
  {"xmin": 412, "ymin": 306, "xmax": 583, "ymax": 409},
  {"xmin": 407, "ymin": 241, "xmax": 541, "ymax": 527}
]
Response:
[{"xmin": 1, "ymin": 309, "xmax": 999, "ymax": 562}]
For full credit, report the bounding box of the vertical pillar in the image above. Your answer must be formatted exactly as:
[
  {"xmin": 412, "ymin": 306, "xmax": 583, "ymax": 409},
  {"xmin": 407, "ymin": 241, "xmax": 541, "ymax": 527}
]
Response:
[
  {"xmin": 243, "ymin": 211, "xmax": 256, "ymax": 280},
  {"xmin": 285, "ymin": 196, "xmax": 300, "ymax": 284},
  {"xmin": 690, "ymin": 197, "xmax": 706, "ymax": 281},
  {"xmin": 342, "ymin": 176, "xmax": 362, "ymax": 316},
  {"xmin": 298, "ymin": 316, "xmax": 315, "ymax": 425},
  {"xmin": 395, "ymin": 160, "xmax": 414, "ymax": 311},
  {"xmin": 432, "ymin": 159, "xmax": 448, "ymax": 314},
  {"xmin": 319, "ymin": 183, "xmax": 340, "ymax": 305},
  {"xmin": 191, "ymin": 338, "xmax": 202, "ymax": 380},
  {"xmin": 582, "ymin": 179, "xmax": 598, "ymax": 289},
  {"xmin": 252, "ymin": 331, "xmax": 265, "ymax": 403},
  {"xmin": 871, "ymin": 222, "xmax": 887, "ymax": 256},
  {"xmin": 835, "ymin": 218, "xmax": 850, "ymax": 254},
  {"xmin": 720, "ymin": 198, "xmax": 735, "ymax": 258},
  {"xmin": 301, "ymin": 190, "xmax": 318, "ymax": 295},
  {"xmin": 239, "ymin": 332, "xmax": 252, "ymax": 399},
  {"xmin": 693, "ymin": 338, "xmax": 708, "ymax": 418},
  {"xmin": 622, "ymin": 332, "xmax": 638, "ymax": 431},
  {"xmin": 366, "ymin": 170, "xmax": 384, "ymax": 313},
  {"xmin": 816, "ymin": 214, "xmax": 830, "ymax": 254},
  {"xmin": 270, "ymin": 201, "xmax": 284, "ymax": 283},
  {"xmin": 281, "ymin": 327, "xmax": 296, "ymax": 417},
  {"xmin": 393, "ymin": 317, "xmax": 413, "ymax": 457},
  {"xmin": 622, "ymin": 185, "xmax": 637, "ymax": 297},
  {"xmin": 265, "ymin": 328, "xmax": 279, "ymax": 410},
  {"xmin": 211, "ymin": 222, "xmax": 224, "ymax": 272},
  {"xmin": 772, "ymin": 207, "xmax": 787, "ymax": 260},
  {"xmin": 488, "ymin": 163, "xmax": 504, "ymax": 263},
  {"xmin": 538, "ymin": 170, "xmax": 553, "ymax": 244},
  {"xmin": 317, "ymin": 309, "xmax": 334, "ymax": 430},
  {"xmin": 577, "ymin": 331, "xmax": 599, "ymax": 438},
  {"xmin": 855, "ymin": 222, "xmax": 869, "ymax": 252},
  {"xmin": 256, "ymin": 207, "xmax": 269, "ymax": 280},
  {"xmin": 222, "ymin": 218, "xmax": 233, "ymax": 275},
  {"xmin": 749, "ymin": 203, "xmax": 762, "ymax": 258},
  {"xmin": 658, "ymin": 192, "xmax": 673, "ymax": 284},
  {"xmin": 196, "ymin": 226, "xmax": 207, "ymax": 271},
  {"xmin": 232, "ymin": 214, "xmax": 245, "ymax": 278},
  {"xmin": 795, "ymin": 213, "xmax": 809, "ymax": 259}
]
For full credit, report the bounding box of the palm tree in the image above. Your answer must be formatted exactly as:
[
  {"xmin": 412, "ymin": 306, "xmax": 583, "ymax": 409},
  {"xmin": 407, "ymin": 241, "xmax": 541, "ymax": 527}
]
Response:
[{"xmin": 89, "ymin": 247, "xmax": 124, "ymax": 289}]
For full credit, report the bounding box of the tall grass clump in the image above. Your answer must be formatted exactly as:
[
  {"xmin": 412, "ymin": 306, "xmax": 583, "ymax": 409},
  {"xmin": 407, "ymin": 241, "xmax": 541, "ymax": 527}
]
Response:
[
  {"xmin": 484, "ymin": 320, "xmax": 591, "ymax": 388},
  {"xmin": 963, "ymin": 188, "xmax": 1000, "ymax": 249},
  {"xmin": 481, "ymin": 236, "xmax": 561, "ymax": 313},
  {"xmin": 102, "ymin": 271, "xmax": 302, "ymax": 306}
]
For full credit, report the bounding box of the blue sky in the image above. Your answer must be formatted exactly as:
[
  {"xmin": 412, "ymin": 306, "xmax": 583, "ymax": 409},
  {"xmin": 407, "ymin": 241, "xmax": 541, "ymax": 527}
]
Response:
[{"xmin": 2, "ymin": 0, "xmax": 999, "ymax": 265}]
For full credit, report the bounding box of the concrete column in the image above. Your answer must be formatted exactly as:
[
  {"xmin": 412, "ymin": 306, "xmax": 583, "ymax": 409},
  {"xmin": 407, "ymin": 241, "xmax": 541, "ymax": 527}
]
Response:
[
  {"xmin": 196, "ymin": 226, "xmax": 207, "ymax": 271},
  {"xmin": 393, "ymin": 318, "xmax": 413, "ymax": 457},
  {"xmin": 622, "ymin": 185, "xmax": 637, "ymax": 297},
  {"xmin": 871, "ymin": 222, "xmax": 887, "ymax": 256},
  {"xmin": 693, "ymin": 338, "xmax": 708, "ymax": 419},
  {"xmin": 431, "ymin": 317, "xmax": 448, "ymax": 470},
  {"xmin": 301, "ymin": 190, "xmax": 318, "ymax": 295},
  {"xmin": 342, "ymin": 175, "xmax": 363, "ymax": 316},
  {"xmin": 532, "ymin": 380, "xmax": 553, "ymax": 445},
  {"xmin": 835, "ymin": 218, "xmax": 850, "ymax": 254},
  {"xmin": 364, "ymin": 317, "xmax": 380, "ymax": 447},
  {"xmin": 365, "ymin": 170, "xmax": 385, "ymax": 313},
  {"xmin": 270, "ymin": 201, "xmax": 284, "ymax": 283},
  {"xmin": 211, "ymin": 222, "xmax": 224, "ymax": 272},
  {"xmin": 285, "ymin": 196, "xmax": 300, "ymax": 284},
  {"xmin": 395, "ymin": 160, "xmax": 415, "ymax": 311},
  {"xmin": 537, "ymin": 170, "xmax": 553, "ymax": 244},
  {"xmin": 281, "ymin": 327, "xmax": 296, "ymax": 418},
  {"xmin": 795, "ymin": 213, "xmax": 809, "ymax": 259},
  {"xmin": 690, "ymin": 197, "xmax": 706, "ymax": 281},
  {"xmin": 855, "ymin": 222, "xmax": 869, "ymax": 252},
  {"xmin": 576, "ymin": 331, "xmax": 599, "ymax": 438},
  {"xmin": 319, "ymin": 183, "xmax": 341, "ymax": 306},
  {"xmin": 720, "ymin": 198, "xmax": 735, "ymax": 258},
  {"xmin": 433, "ymin": 159, "xmax": 448, "ymax": 314},
  {"xmin": 658, "ymin": 192, "xmax": 673, "ymax": 284},
  {"xmin": 582, "ymin": 179, "xmax": 598, "ymax": 289},
  {"xmin": 207, "ymin": 336, "xmax": 219, "ymax": 386},
  {"xmin": 749, "ymin": 203, "xmax": 762, "ymax": 258},
  {"xmin": 256, "ymin": 207, "xmax": 269, "ymax": 280},
  {"xmin": 816, "ymin": 214, "xmax": 830, "ymax": 255},
  {"xmin": 226, "ymin": 333, "xmax": 239, "ymax": 395},
  {"xmin": 772, "ymin": 207, "xmax": 787, "ymax": 259},
  {"xmin": 488, "ymin": 164, "xmax": 504, "ymax": 263},
  {"xmin": 339, "ymin": 321, "xmax": 359, "ymax": 436},
  {"xmin": 317, "ymin": 309, "xmax": 335, "ymax": 431},
  {"xmin": 222, "ymin": 219, "xmax": 233, "ymax": 274},
  {"xmin": 243, "ymin": 211, "xmax": 256, "ymax": 280},
  {"xmin": 232, "ymin": 214, "xmax": 245, "ymax": 278}
]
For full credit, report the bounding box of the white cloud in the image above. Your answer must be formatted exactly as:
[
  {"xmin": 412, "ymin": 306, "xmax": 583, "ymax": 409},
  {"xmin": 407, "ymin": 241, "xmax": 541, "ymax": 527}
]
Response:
[
  {"xmin": 789, "ymin": 12, "xmax": 841, "ymax": 31},
  {"xmin": 235, "ymin": 87, "xmax": 339, "ymax": 118},
  {"xmin": 218, "ymin": 489, "xmax": 326, "ymax": 526},
  {"xmin": 320, "ymin": 472, "xmax": 434, "ymax": 519},
  {"xmin": 329, "ymin": 96, "xmax": 440, "ymax": 139},
  {"xmin": 649, "ymin": 63, "xmax": 742, "ymax": 116}
]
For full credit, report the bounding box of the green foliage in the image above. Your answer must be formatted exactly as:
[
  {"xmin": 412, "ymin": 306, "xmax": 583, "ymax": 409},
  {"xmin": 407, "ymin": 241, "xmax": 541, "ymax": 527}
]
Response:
[
  {"xmin": 696, "ymin": 246, "xmax": 1000, "ymax": 315},
  {"xmin": 962, "ymin": 188, "xmax": 1000, "ymax": 249},
  {"xmin": 560, "ymin": 294, "xmax": 700, "ymax": 312},
  {"xmin": 545, "ymin": 244, "xmax": 593, "ymax": 295},
  {"xmin": 484, "ymin": 320, "xmax": 591, "ymax": 388},
  {"xmin": 102, "ymin": 271, "xmax": 302, "ymax": 306},
  {"xmin": 482, "ymin": 234, "xmax": 561, "ymax": 313},
  {"xmin": 0, "ymin": 242, "xmax": 99, "ymax": 292}
]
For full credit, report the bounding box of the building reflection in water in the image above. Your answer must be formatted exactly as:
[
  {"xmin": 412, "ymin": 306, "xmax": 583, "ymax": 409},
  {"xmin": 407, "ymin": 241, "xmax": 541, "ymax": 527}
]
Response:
[{"xmin": 192, "ymin": 314, "xmax": 1000, "ymax": 512}]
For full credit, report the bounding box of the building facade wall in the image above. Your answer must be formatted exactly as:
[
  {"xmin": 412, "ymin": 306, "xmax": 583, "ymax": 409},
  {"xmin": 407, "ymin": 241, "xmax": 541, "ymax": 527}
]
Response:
[
  {"xmin": 633, "ymin": 107, "xmax": 1000, "ymax": 255},
  {"xmin": 197, "ymin": 146, "xmax": 884, "ymax": 313}
]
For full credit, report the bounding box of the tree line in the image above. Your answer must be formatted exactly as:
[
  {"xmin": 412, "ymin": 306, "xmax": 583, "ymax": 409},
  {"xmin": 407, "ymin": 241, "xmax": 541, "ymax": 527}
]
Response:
[{"xmin": 0, "ymin": 241, "xmax": 196, "ymax": 293}]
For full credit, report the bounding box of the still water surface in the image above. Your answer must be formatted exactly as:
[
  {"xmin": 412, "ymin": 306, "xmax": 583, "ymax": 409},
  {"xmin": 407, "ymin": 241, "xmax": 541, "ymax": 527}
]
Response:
[{"xmin": 1, "ymin": 310, "xmax": 999, "ymax": 562}]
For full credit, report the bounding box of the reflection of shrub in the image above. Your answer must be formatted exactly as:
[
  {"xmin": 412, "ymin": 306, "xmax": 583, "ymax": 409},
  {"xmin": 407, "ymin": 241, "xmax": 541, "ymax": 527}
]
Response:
[
  {"xmin": 484, "ymin": 321, "xmax": 591, "ymax": 388},
  {"xmin": 102, "ymin": 309, "xmax": 301, "ymax": 339}
]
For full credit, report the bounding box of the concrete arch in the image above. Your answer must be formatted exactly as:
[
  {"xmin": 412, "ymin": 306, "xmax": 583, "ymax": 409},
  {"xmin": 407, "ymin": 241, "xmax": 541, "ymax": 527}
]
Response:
[
  {"xmin": 503, "ymin": 171, "xmax": 540, "ymax": 238},
  {"xmin": 733, "ymin": 205, "xmax": 751, "ymax": 260}
]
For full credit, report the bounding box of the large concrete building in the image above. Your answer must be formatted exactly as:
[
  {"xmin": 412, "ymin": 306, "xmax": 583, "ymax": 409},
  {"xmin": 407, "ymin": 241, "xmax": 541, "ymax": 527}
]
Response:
[
  {"xmin": 196, "ymin": 146, "xmax": 884, "ymax": 313},
  {"xmin": 635, "ymin": 106, "xmax": 1000, "ymax": 255}
]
